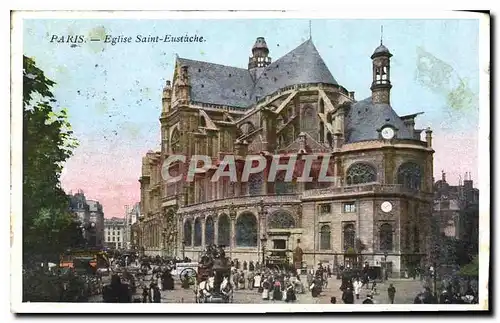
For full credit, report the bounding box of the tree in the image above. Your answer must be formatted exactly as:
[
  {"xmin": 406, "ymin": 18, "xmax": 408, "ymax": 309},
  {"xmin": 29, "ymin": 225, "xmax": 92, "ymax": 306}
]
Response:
[{"xmin": 23, "ymin": 56, "xmax": 80, "ymax": 265}]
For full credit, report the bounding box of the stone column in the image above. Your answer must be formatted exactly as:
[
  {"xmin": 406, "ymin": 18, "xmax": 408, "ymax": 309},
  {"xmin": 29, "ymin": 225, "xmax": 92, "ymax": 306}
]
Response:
[
  {"xmin": 214, "ymin": 215, "xmax": 219, "ymax": 246},
  {"xmin": 200, "ymin": 215, "xmax": 206, "ymax": 248},
  {"xmin": 229, "ymin": 204, "xmax": 237, "ymax": 256},
  {"xmin": 191, "ymin": 217, "xmax": 195, "ymax": 249}
]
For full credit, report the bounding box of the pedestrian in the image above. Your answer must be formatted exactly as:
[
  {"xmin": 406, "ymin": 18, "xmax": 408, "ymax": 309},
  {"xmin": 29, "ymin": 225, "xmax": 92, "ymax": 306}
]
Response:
[
  {"xmin": 388, "ymin": 283, "xmax": 396, "ymax": 304},
  {"xmin": 353, "ymin": 278, "xmax": 362, "ymax": 300},
  {"xmin": 341, "ymin": 287, "xmax": 354, "ymax": 304},
  {"xmin": 310, "ymin": 276, "xmax": 321, "ymax": 303},
  {"xmin": 152, "ymin": 285, "xmax": 161, "ymax": 303},
  {"xmin": 330, "ymin": 296, "xmax": 337, "ymax": 304}
]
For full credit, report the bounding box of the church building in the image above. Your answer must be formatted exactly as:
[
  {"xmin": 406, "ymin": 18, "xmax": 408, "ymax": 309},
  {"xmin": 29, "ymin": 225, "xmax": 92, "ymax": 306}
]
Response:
[{"xmin": 137, "ymin": 36, "xmax": 435, "ymax": 277}]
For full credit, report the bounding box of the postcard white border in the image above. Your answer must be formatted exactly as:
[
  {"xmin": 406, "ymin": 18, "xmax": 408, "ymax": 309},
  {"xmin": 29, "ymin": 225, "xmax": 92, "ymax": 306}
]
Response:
[{"xmin": 10, "ymin": 10, "xmax": 490, "ymax": 313}]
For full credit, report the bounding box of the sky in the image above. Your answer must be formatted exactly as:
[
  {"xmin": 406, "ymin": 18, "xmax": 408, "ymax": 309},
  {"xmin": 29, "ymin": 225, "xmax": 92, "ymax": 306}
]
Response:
[{"xmin": 23, "ymin": 18, "xmax": 481, "ymax": 218}]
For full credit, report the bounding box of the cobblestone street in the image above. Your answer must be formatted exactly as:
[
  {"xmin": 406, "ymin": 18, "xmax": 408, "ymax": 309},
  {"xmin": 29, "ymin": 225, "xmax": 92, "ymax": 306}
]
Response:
[{"xmin": 90, "ymin": 274, "xmax": 424, "ymax": 304}]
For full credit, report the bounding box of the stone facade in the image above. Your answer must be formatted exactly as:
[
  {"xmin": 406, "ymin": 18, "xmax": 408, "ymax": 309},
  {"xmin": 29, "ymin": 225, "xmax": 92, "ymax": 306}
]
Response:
[{"xmin": 138, "ymin": 37, "xmax": 435, "ymax": 276}]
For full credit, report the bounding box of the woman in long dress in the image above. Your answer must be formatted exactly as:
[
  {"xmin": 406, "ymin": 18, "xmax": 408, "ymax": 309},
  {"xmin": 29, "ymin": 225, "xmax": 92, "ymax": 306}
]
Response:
[
  {"xmin": 272, "ymin": 278, "xmax": 282, "ymax": 301},
  {"xmin": 261, "ymin": 279, "xmax": 270, "ymax": 300}
]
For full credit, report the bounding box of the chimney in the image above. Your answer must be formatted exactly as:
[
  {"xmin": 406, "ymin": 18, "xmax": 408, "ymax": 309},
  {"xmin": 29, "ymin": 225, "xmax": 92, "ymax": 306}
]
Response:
[{"xmin": 425, "ymin": 127, "xmax": 433, "ymax": 148}]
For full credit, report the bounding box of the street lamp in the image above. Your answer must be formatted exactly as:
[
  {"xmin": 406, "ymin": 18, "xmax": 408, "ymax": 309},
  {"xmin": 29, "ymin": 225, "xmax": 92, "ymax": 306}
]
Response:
[
  {"xmin": 260, "ymin": 234, "xmax": 268, "ymax": 267},
  {"xmin": 182, "ymin": 239, "xmax": 186, "ymax": 260},
  {"xmin": 383, "ymin": 251, "xmax": 388, "ymax": 281}
]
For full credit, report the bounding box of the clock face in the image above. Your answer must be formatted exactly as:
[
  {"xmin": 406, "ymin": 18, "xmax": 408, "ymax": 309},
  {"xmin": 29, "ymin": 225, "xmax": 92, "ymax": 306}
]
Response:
[
  {"xmin": 381, "ymin": 127, "xmax": 395, "ymax": 140},
  {"xmin": 381, "ymin": 201, "xmax": 393, "ymax": 213}
]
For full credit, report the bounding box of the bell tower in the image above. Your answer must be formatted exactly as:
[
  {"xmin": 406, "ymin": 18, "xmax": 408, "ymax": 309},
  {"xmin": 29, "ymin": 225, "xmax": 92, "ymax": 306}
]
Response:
[
  {"xmin": 370, "ymin": 32, "xmax": 392, "ymax": 105},
  {"xmin": 248, "ymin": 37, "xmax": 271, "ymax": 80}
]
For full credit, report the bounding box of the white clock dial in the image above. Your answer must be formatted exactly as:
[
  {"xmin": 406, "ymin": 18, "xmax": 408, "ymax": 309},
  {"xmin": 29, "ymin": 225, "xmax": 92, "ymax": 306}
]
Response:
[
  {"xmin": 381, "ymin": 201, "xmax": 393, "ymax": 213},
  {"xmin": 381, "ymin": 127, "xmax": 395, "ymax": 140}
]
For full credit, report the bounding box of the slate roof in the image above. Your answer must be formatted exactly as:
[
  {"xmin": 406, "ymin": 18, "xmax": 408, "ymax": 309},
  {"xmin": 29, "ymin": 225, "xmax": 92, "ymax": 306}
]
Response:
[
  {"xmin": 176, "ymin": 58, "xmax": 255, "ymax": 108},
  {"xmin": 176, "ymin": 38, "xmax": 338, "ymax": 108},
  {"xmin": 344, "ymin": 97, "xmax": 413, "ymax": 143},
  {"xmin": 251, "ymin": 39, "xmax": 338, "ymax": 101}
]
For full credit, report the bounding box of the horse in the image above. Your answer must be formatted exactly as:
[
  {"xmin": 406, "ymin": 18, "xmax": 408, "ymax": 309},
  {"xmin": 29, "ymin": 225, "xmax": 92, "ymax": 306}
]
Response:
[
  {"xmin": 196, "ymin": 276, "xmax": 215, "ymax": 303},
  {"xmin": 220, "ymin": 276, "xmax": 234, "ymax": 303}
]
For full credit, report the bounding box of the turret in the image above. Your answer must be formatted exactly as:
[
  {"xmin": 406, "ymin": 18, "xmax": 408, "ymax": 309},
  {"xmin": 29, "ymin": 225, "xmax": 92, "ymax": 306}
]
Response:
[
  {"xmin": 177, "ymin": 65, "xmax": 191, "ymax": 103},
  {"xmin": 248, "ymin": 37, "xmax": 271, "ymax": 80},
  {"xmin": 370, "ymin": 40, "xmax": 392, "ymax": 105},
  {"xmin": 162, "ymin": 80, "xmax": 172, "ymax": 113}
]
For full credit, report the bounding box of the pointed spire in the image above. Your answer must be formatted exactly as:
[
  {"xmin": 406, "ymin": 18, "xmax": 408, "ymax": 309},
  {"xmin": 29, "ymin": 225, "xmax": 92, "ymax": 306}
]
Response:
[
  {"xmin": 380, "ymin": 25, "xmax": 384, "ymax": 45},
  {"xmin": 309, "ymin": 20, "xmax": 312, "ymax": 39}
]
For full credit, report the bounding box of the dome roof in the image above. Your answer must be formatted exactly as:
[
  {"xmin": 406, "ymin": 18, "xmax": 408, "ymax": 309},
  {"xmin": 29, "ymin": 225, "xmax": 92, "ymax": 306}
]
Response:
[
  {"xmin": 252, "ymin": 37, "xmax": 269, "ymax": 52},
  {"xmin": 371, "ymin": 44, "xmax": 392, "ymax": 58}
]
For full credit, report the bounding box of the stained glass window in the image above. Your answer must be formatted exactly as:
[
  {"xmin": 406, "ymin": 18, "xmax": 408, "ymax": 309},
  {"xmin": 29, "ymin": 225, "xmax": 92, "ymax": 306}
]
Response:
[
  {"xmin": 171, "ymin": 129, "xmax": 181, "ymax": 154},
  {"xmin": 183, "ymin": 219, "xmax": 192, "ymax": 247},
  {"xmin": 379, "ymin": 223, "xmax": 393, "ymax": 251},
  {"xmin": 343, "ymin": 223, "xmax": 355, "ymax": 251},
  {"xmin": 205, "ymin": 216, "xmax": 215, "ymax": 246},
  {"xmin": 302, "ymin": 105, "xmax": 315, "ymax": 130},
  {"xmin": 218, "ymin": 214, "xmax": 230, "ymax": 246},
  {"xmin": 320, "ymin": 225, "xmax": 331, "ymax": 250},
  {"xmin": 236, "ymin": 212, "xmax": 258, "ymax": 247},
  {"xmin": 275, "ymin": 171, "xmax": 295, "ymax": 194},
  {"xmin": 268, "ymin": 211, "xmax": 295, "ymax": 229},
  {"xmin": 346, "ymin": 163, "xmax": 377, "ymax": 185},
  {"xmin": 194, "ymin": 218, "xmax": 202, "ymax": 246},
  {"xmin": 397, "ymin": 162, "xmax": 422, "ymax": 190},
  {"xmin": 248, "ymin": 173, "xmax": 263, "ymax": 196}
]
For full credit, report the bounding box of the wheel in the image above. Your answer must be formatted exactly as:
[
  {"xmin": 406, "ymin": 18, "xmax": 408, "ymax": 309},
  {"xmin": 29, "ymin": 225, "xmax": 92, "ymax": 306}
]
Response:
[{"xmin": 180, "ymin": 268, "xmax": 197, "ymax": 281}]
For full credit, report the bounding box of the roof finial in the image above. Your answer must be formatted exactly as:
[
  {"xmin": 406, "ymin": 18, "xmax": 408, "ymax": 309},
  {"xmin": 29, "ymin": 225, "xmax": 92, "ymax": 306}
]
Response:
[
  {"xmin": 380, "ymin": 25, "xmax": 384, "ymax": 45},
  {"xmin": 309, "ymin": 20, "xmax": 312, "ymax": 39}
]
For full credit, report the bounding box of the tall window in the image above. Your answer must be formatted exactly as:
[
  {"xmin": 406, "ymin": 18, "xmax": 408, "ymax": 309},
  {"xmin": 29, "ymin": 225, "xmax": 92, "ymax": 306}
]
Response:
[
  {"xmin": 343, "ymin": 223, "xmax": 356, "ymax": 251},
  {"xmin": 194, "ymin": 218, "xmax": 202, "ymax": 246},
  {"xmin": 275, "ymin": 171, "xmax": 295, "ymax": 194},
  {"xmin": 248, "ymin": 173, "xmax": 263, "ymax": 196},
  {"xmin": 397, "ymin": 162, "xmax": 422, "ymax": 190},
  {"xmin": 183, "ymin": 219, "xmax": 192, "ymax": 247},
  {"xmin": 268, "ymin": 211, "xmax": 295, "ymax": 229},
  {"xmin": 343, "ymin": 202, "xmax": 356, "ymax": 213},
  {"xmin": 236, "ymin": 212, "xmax": 258, "ymax": 247},
  {"xmin": 346, "ymin": 163, "xmax": 377, "ymax": 185},
  {"xmin": 205, "ymin": 216, "xmax": 215, "ymax": 246},
  {"xmin": 320, "ymin": 225, "xmax": 331, "ymax": 250},
  {"xmin": 302, "ymin": 105, "xmax": 315, "ymax": 131},
  {"xmin": 379, "ymin": 223, "xmax": 393, "ymax": 251},
  {"xmin": 218, "ymin": 214, "xmax": 230, "ymax": 246},
  {"xmin": 170, "ymin": 128, "xmax": 181, "ymax": 154}
]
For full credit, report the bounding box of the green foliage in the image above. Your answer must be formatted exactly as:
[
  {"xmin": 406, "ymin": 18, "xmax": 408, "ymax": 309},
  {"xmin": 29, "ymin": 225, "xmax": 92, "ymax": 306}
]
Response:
[
  {"xmin": 23, "ymin": 56, "xmax": 80, "ymax": 264},
  {"xmin": 459, "ymin": 255, "xmax": 479, "ymax": 277}
]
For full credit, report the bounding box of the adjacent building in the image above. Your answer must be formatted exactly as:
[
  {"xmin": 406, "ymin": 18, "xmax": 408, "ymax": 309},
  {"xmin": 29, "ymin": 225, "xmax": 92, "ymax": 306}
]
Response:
[
  {"xmin": 123, "ymin": 202, "xmax": 140, "ymax": 250},
  {"xmin": 138, "ymin": 36, "xmax": 435, "ymax": 276},
  {"xmin": 68, "ymin": 191, "xmax": 105, "ymax": 249},
  {"xmin": 104, "ymin": 217, "xmax": 126, "ymax": 250},
  {"xmin": 433, "ymin": 171, "xmax": 479, "ymax": 250}
]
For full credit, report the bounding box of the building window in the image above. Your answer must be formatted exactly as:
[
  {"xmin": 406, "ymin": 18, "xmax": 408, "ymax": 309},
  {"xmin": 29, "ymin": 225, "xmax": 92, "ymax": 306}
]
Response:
[
  {"xmin": 346, "ymin": 163, "xmax": 377, "ymax": 185},
  {"xmin": 205, "ymin": 216, "xmax": 215, "ymax": 246},
  {"xmin": 343, "ymin": 202, "xmax": 356, "ymax": 213},
  {"xmin": 302, "ymin": 105, "xmax": 315, "ymax": 130},
  {"xmin": 397, "ymin": 162, "xmax": 422, "ymax": 190},
  {"xmin": 319, "ymin": 225, "xmax": 331, "ymax": 250},
  {"xmin": 379, "ymin": 223, "xmax": 393, "ymax": 251},
  {"xmin": 268, "ymin": 210, "xmax": 295, "ymax": 229},
  {"xmin": 343, "ymin": 223, "xmax": 356, "ymax": 251},
  {"xmin": 183, "ymin": 219, "xmax": 192, "ymax": 247},
  {"xmin": 171, "ymin": 128, "xmax": 181, "ymax": 154},
  {"xmin": 194, "ymin": 218, "xmax": 202, "ymax": 246},
  {"xmin": 236, "ymin": 212, "xmax": 258, "ymax": 247},
  {"xmin": 320, "ymin": 204, "xmax": 331, "ymax": 215},
  {"xmin": 275, "ymin": 171, "xmax": 295, "ymax": 194},
  {"xmin": 218, "ymin": 214, "xmax": 230, "ymax": 246},
  {"xmin": 248, "ymin": 173, "xmax": 263, "ymax": 196},
  {"xmin": 112, "ymin": 237, "xmax": 115, "ymax": 242}
]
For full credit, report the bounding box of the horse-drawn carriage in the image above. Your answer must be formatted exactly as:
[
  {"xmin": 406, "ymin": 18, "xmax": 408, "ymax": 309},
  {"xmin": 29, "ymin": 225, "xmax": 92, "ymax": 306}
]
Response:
[{"xmin": 192, "ymin": 246, "xmax": 233, "ymax": 303}]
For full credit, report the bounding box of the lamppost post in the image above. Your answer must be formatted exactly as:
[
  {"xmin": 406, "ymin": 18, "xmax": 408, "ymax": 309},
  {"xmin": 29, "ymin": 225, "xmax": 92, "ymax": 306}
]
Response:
[
  {"xmin": 383, "ymin": 251, "xmax": 388, "ymax": 281},
  {"xmin": 182, "ymin": 240, "xmax": 186, "ymax": 260},
  {"xmin": 260, "ymin": 234, "xmax": 268, "ymax": 267}
]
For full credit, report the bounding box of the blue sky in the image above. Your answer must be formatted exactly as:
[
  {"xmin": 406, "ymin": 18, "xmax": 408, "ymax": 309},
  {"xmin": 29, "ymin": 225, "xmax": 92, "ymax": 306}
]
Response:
[{"xmin": 23, "ymin": 18, "xmax": 480, "ymax": 216}]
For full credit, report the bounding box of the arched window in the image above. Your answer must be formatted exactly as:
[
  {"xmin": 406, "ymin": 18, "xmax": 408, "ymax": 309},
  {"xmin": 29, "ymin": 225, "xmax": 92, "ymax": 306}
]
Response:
[
  {"xmin": 197, "ymin": 184, "xmax": 205, "ymax": 203},
  {"xmin": 170, "ymin": 128, "xmax": 181, "ymax": 154},
  {"xmin": 268, "ymin": 211, "xmax": 296, "ymax": 229},
  {"xmin": 200, "ymin": 116, "xmax": 206, "ymax": 127},
  {"xmin": 205, "ymin": 216, "xmax": 215, "ymax": 246},
  {"xmin": 346, "ymin": 163, "xmax": 377, "ymax": 185},
  {"xmin": 239, "ymin": 122, "xmax": 255, "ymax": 136},
  {"xmin": 343, "ymin": 223, "xmax": 355, "ymax": 251},
  {"xmin": 183, "ymin": 219, "xmax": 192, "ymax": 247},
  {"xmin": 248, "ymin": 173, "xmax": 263, "ymax": 196},
  {"xmin": 236, "ymin": 212, "xmax": 258, "ymax": 247},
  {"xmin": 218, "ymin": 214, "xmax": 230, "ymax": 246},
  {"xmin": 379, "ymin": 223, "xmax": 393, "ymax": 251},
  {"xmin": 326, "ymin": 132, "xmax": 333, "ymax": 147},
  {"xmin": 319, "ymin": 122, "xmax": 325, "ymax": 142},
  {"xmin": 319, "ymin": 99, "xmax": 325, "ymax": 114},
  {"xmin": 320, "ymin": 225, "xmax": 331, "ymax": 250},
  {"xmin": 275, "ymin": 171, "xmax": 295, "ymax": 194},
  {"xmin": 302, "ymin": 105, "xmax": 315, "ymax": 130},
  {"xmin": 194, "ymin": 218, "xmax": 202, "ymax": 246},
  {"xmin": 397, "ymin": 162, "xmax": 422, "ymax": 190}
]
